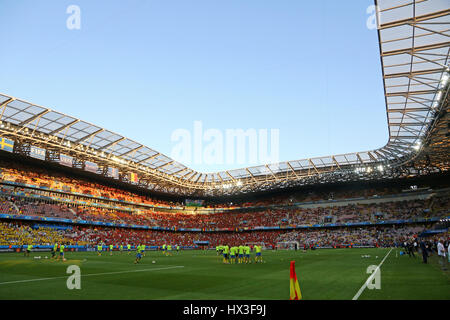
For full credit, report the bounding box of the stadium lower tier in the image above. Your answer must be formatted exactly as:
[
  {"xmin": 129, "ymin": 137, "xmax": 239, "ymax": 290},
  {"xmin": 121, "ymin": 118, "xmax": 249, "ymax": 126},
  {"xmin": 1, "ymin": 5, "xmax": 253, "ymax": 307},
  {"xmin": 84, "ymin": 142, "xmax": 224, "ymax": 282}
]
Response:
[{"xmin": 1, "ymin": 220, "xmax": 447, "ymax": 249}]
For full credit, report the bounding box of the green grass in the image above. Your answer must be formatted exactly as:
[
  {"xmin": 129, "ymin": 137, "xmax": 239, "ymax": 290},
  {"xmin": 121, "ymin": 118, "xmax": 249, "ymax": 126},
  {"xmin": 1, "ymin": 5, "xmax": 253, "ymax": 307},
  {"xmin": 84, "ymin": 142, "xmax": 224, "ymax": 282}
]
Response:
[{"xmin": 0, "ymin": 248, "xmax": 448, "ymax": 300}]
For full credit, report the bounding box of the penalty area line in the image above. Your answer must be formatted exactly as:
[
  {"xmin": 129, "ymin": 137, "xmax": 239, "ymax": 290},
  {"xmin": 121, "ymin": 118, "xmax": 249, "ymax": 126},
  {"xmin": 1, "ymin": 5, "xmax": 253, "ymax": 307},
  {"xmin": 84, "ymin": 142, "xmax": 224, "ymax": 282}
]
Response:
[
  {"xmin": 352, "ymin": 248, "xmax": 393, "ymax": 300},
  {"xmin": 0, "ymin": 265, "xmax": 185, "ymax": 285}
]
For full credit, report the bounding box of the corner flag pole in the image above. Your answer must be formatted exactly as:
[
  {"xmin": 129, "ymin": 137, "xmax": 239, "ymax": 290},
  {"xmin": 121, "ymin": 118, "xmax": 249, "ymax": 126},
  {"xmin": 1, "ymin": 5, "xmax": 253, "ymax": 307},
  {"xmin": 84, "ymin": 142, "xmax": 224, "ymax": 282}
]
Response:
[{"xmin": 289, "ymin": 261, "xmax": 302, "ymax": 300}]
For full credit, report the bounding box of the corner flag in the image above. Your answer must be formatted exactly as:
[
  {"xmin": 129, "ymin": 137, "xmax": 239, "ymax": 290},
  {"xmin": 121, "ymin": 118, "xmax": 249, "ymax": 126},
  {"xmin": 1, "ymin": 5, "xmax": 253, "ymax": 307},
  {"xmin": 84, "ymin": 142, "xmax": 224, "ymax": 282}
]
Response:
[{"xmin": 289, "ymin": 261, "xmax": 302, "ymax": 300}]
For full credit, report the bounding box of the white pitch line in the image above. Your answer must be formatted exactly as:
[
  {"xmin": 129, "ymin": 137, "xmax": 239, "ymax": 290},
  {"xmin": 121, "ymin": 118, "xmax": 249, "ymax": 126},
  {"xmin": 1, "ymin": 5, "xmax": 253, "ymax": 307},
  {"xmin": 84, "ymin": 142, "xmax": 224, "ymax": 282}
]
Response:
[
  {"xmin": 352, "ymin": 248, "xmax": 393, "ymax": 300},
  {"xmin": 0, "ymin": 265, "xmax": 184, "ymax": 285}
]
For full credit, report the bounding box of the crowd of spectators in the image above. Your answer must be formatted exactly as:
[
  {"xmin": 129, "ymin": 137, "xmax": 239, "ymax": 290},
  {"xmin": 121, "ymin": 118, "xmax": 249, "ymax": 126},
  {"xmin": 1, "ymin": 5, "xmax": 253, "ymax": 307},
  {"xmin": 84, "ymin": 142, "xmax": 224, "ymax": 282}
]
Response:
[
  {"xmin": 1, "ymin": 158, "xmax": 445, "ymax": 212},
  {"xmin": 0, "ymin": 160, "xmax": 182, "ymax": 208},
  {"xmin": 277, "ymin": 224, "xmax": 428, "ymax": 247},
  {"xmin": 1, "ymin": 194, "xmax": 448, "ymax": 230},
  {"xmin": 0, "ymin": 221, "xmax": 77, "ymax": 246},
  {"xmin": 202, "ymin": 186, "xmax": 425, "ymax": 208},
  {"xmin": 1, "ymin": 221, "xmax": 443, "ymax": 249}
]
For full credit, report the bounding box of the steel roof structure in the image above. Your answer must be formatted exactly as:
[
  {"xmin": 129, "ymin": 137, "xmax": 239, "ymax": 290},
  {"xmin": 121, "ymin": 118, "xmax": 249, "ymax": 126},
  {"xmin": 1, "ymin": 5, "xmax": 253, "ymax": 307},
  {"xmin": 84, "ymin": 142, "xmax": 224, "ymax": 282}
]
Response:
[{"xmin": 0, "ymin": 0, "xmax": 449, "ymax": 196}]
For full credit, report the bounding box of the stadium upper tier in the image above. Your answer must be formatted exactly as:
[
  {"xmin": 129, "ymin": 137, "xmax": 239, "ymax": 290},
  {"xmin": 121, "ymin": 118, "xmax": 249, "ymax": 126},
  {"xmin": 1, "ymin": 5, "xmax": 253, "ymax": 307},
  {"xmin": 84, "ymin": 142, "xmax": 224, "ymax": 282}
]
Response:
[
  {"xmin": 1, "ymin": 179, "xmax": 449, "ymax": 230},
  {"xmin": 0, "ymin": 0, "xmax": 449, "ymax": 196},
  {"xmin": 1, "ymin": 156, "xmax": 449, "ymax": 212}
]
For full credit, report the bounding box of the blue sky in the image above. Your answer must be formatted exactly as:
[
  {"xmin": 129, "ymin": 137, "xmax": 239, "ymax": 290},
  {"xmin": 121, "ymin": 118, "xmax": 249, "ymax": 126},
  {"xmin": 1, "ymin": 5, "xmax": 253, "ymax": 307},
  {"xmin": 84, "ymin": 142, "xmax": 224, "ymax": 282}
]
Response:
[{"xmin": 0, "ymin": 0, "xmax": 387, "ymax": 173}]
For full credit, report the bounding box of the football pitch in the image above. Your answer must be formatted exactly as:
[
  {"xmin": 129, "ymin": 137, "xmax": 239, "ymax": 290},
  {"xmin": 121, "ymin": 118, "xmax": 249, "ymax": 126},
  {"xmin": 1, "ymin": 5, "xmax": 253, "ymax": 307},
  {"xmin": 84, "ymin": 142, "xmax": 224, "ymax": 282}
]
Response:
[{"xmin": 0, "ymin": 248, "xmax": 448, "ymax": 300}]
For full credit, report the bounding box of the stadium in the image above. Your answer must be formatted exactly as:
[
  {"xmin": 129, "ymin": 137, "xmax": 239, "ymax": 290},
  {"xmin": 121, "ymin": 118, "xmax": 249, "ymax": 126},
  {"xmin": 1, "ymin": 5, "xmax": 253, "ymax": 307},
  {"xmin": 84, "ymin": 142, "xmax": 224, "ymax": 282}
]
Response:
[{"xmin": 0, "ymin": 0, "xmax": 449, "ymax": 303}]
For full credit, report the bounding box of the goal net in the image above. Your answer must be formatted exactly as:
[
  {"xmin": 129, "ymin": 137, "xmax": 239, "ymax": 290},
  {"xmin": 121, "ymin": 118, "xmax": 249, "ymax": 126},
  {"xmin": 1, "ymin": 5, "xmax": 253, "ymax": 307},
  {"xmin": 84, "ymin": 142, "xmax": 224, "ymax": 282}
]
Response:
[{"xmin": 276, "ymin": 241, "xmax": 300, "ymax": 250}]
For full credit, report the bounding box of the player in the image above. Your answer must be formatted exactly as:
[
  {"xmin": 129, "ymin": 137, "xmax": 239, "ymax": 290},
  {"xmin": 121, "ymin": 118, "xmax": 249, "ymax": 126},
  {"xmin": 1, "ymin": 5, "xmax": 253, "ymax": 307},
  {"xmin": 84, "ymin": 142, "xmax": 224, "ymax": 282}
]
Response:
[
  {"xmin": 141, "ymin": 244, "xmax": 146, "ymax": 256},
  {"xmin": 223, "ymin": 245, "xmax": 229, "ymax": 264},
  {"xmin": 109, "ymin": 244, "xmax": 114, "ymax": 256},
  {"xmin": 238, "ymin": 245, "xmax": 244, "ymax": 264},
  {"xmin": 167, "ymin": 244, "xmax": 172, "ymax": 256},
  {"xmin": 25, "ymin": 244, "xmax": 32, "ymax": 257},
  {"xmin": 52, "ymin": 243, "xmax": 58, "ymax": 259},
  {"xmin": 57, "ymin": 243, "xmax": 66, "ymax": 261},
  {"xmin": 134, "ymin": 244, "xmax": 142, "ymax": 264},
  {"xmin": 236, "ymin": 246, "xmax": 241, "ymax": 264},
  {"xmin": 254, "ymin": 245, "xmax": 262, "ymax": 263},
  {"xmin": 97, "ymin": 244, "xmax": 102, "ymax": 256},
  {"xmin": 162, "ymin": 244, "xmax": 166, "ymax": 255},
  {"xmin": 127, "ymin": 244, "xmax": 131, "ymax": 255},
  {"xmin": 244, "ymin": 245, "xmax": 251, "ymax": 264},
  {"xmin": 229, "ymin": 246, "xmax": 236, "ymax": 264},
  {"xmin": 119, "ymin": 244, "xmax": 123, "ymax": 254},
  {"xmin": 176, "ymin": 245, "xmax": 180, "ymax": 253}
]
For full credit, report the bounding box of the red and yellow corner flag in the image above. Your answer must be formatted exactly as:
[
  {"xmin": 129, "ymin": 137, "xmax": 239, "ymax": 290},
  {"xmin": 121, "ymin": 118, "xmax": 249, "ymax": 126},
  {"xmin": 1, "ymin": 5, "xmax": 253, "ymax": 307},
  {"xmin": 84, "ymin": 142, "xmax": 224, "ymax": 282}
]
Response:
[{"xmin": 290, "ymin": 261, "xmax": 302, "ymax": 300}]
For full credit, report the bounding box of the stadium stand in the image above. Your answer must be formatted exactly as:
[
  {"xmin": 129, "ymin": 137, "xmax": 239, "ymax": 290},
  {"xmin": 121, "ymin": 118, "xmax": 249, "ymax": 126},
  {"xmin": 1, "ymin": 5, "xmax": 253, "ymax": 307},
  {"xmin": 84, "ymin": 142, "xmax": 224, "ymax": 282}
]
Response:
[
  {"xmin": 1, "ymin": 191, "xmax": 448, "ymax": 229},
  {"xmin": 0, "ymin": 156, "xmax": 448, "ymax": 250},
  {"xmin": 0, "ymin": 221, "xmax": 77, "ymax": 246}
]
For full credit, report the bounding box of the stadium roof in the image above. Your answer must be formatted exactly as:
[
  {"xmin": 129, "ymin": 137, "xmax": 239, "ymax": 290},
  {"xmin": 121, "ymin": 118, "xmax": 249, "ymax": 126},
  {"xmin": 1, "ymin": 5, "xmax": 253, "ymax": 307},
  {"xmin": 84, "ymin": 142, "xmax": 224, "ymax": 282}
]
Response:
[
  {"xmin": 0, "ymin": 97, "xmax": 189, "ymax": 176},
  {"xmin": 0, "ymin": 0, "xmax": 449, "ymax": 196}
]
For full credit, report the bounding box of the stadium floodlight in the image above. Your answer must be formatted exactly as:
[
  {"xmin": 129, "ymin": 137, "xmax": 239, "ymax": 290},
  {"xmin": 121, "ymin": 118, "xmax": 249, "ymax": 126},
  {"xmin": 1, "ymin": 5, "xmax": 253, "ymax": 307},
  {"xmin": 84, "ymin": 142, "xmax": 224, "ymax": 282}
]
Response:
[
  {"xmin": 441, "ymin": 74, "xmax": 449, "ymax": 88},
  {"xmin": 114, "ymin": 157, "xmax": 126, "ymax": 164},
  {"xmin": 377, "ymin": 165, "xmax": 383, "ymax": 172},
  {"xmin": 413, "ymin": 141, "xmax": 422, "ymax": 151},
  {"xmin": 236, "ymin": 181, "xmax": 243, "ymax": 186},
  {"xmin": 354, "ymin": 167, "xmax": 367, "ymax": 174}
]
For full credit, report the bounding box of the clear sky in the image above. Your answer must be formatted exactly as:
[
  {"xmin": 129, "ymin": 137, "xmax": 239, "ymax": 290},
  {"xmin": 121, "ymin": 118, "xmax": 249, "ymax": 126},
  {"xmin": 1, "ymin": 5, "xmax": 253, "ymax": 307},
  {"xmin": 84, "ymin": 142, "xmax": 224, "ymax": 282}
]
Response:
[{"xmin": 0, "ymin": 0, "xmax": 387, "ymax": 173}]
